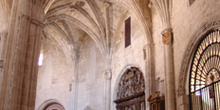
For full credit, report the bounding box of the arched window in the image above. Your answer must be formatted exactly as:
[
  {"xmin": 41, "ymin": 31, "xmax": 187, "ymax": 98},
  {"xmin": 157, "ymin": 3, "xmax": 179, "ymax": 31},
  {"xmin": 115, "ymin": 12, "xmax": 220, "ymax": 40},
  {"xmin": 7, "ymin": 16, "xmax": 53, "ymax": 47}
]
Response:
[
  {"xmin": 114, "ymin": 67, "xmax": 145, "ymax": 110},
  {"xmin": 189, "ymin": 29, "xmax": 220, "ymax": 109}
]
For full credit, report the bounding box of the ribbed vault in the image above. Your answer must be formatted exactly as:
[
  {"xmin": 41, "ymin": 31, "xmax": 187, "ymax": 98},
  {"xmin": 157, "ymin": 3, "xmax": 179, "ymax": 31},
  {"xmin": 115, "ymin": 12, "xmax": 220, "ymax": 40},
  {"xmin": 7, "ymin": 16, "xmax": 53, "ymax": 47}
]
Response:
[{"xmin": 43, "ymin": 0, "xmax": 152, "ymax": 59}]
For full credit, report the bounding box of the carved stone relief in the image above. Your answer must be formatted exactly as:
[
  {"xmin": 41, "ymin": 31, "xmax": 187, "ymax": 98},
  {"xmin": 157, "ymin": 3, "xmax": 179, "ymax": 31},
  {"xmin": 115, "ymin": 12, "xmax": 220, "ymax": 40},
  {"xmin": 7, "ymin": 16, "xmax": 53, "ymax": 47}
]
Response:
[
  {"xmin": 115, "ymin": 67, "xmax": 145, "ymax": 110},
  {"xmin": 117, "ymin": 67, "xmax": 145, "ymax": 99}
]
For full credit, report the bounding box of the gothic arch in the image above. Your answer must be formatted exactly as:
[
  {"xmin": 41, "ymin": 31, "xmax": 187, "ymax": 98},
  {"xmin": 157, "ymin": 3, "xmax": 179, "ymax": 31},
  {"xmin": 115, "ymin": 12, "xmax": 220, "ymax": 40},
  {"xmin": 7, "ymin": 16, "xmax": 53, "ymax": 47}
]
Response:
[
  {"xmin": 177, "ymin": 18, "xmax": 220, "ymax": 108},
  {"xmin": 38, "ymin": 99, "xmax": 65, "ymax": 110}
]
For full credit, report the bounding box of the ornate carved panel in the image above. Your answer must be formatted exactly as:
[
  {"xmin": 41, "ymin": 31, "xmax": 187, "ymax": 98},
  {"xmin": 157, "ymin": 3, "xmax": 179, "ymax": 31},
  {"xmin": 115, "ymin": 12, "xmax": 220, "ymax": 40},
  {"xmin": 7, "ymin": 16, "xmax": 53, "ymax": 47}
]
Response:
[{"xmin": 114, "ymin": 67, "xmax": 145, "ymax": 110}]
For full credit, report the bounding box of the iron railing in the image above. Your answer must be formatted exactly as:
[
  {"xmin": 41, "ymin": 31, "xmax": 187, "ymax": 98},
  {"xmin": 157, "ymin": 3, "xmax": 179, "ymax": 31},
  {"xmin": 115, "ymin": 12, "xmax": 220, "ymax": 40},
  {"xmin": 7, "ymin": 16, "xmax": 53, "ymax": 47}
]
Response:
[{"xmin": 190, "ymin": 80, "xmax": 220, "ymax": 110}]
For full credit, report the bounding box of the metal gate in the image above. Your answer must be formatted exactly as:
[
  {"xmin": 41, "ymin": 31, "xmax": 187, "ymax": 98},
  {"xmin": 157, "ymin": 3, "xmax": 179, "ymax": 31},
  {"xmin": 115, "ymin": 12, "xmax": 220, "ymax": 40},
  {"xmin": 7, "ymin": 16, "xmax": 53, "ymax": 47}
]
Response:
[{"xmin": 190, "ymin": 80, "xmax": 220, "ymax": 110}]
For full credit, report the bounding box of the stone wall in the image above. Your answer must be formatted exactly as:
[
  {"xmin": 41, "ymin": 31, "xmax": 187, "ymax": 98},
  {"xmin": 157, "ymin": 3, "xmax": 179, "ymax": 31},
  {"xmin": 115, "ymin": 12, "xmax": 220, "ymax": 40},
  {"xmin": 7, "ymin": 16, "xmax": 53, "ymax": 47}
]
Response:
[
  {"xmin": 77, "ymin": 36, "xmax": 105, "ymax": 110},
  {"xmin": 35, "ymin": 39, "xmax": 73, "ymax": 110},
  {"xmin": 111, "ymin": 11, "xmax": 147, "ymax": 109},
  {"xmin": 172, "ymin": 0, "xmax": 220, "ymax": 109},
  {"xmin": 35, "ymin": 35, "xmax": 106, "ymax": 110}
]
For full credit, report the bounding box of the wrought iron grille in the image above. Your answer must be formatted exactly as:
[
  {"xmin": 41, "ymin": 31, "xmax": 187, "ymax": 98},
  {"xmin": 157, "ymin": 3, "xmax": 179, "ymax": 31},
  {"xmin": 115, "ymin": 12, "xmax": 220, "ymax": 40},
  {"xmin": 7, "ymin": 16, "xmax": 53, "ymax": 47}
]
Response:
[
  {"xmin": 189, "ymin": 29, "xmax": 220, "ymax": 110},
  {"xmin": 190, "ymin": 80, "xmax": 220, "ymax": 110}
]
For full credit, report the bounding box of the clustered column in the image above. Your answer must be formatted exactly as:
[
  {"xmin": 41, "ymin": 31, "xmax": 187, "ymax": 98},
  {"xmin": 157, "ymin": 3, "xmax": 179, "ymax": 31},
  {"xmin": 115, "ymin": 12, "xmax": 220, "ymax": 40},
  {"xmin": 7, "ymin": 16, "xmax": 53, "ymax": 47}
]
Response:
[{"xmin": 0, "ymin": 0, "xmax": 44, "ymax": 110}]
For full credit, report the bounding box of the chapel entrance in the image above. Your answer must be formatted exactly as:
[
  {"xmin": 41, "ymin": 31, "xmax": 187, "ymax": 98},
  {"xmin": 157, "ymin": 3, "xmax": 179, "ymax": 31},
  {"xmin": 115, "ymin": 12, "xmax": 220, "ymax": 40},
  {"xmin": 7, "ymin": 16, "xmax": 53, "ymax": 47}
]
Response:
[
  {"xmin": 114, "ymin": 67, "xmax": 145, "ymax": 110},
  {"xmin": 189, "ymin": 29, "xmax": 220, "ymax": 110}
]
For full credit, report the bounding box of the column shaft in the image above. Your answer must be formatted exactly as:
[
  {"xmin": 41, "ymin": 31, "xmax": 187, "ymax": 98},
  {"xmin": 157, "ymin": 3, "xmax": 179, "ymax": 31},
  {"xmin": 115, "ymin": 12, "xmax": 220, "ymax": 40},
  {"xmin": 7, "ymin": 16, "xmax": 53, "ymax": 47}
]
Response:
[
  {"xmin": 144, "ymin": 44, "xmax": 155, "ymax": 110},
  {"xmin": 162, "ymin": 30, "xmax": 176, "ymax": 110}
]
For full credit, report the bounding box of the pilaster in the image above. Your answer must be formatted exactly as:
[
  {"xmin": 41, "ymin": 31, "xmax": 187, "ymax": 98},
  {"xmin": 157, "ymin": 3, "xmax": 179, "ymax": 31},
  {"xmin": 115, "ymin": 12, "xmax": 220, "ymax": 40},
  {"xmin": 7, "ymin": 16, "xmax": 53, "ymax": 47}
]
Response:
[
  {"xmin": 144, "ymin": 43, "xmax": 155, "ymax": 110},
  {"xmin": 0, "ymin": 0, "xmax": 44, "ymax": 110}
]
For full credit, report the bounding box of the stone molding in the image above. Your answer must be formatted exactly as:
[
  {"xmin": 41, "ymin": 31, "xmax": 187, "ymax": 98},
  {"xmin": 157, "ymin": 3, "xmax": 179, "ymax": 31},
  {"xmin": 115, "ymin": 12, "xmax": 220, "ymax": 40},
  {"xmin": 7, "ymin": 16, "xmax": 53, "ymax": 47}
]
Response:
[
  {"xmin": 38, "ymin": 99, "xmax": 64, "ymax": 110},
  {"xmin": 31, "ymin": 18, "xmax": 45, "ymax": 28},
  {"xmin": 177, "ymin": 19, "xmax": 220, "ymax": 97},
  {"xmin": 21, "ymin": 14, "xmax": 45, "ymax": 28}
]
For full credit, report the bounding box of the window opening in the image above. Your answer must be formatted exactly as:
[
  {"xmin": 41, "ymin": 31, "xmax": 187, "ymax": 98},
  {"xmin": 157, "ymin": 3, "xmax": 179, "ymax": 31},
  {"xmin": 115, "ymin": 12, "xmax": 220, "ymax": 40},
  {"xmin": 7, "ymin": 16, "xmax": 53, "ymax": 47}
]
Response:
[
  {"xmin": 125, "ymin": 17, "xmax": 131, "ymax": 48},
  {"xmin": 38, "ymin": 50, "xmax": 44, "ymax": 66}
]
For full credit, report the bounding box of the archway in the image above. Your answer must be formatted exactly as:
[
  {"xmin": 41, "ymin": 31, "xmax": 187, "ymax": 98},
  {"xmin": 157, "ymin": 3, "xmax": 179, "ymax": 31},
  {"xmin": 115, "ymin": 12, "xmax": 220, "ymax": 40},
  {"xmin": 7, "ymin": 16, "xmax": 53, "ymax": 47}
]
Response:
[
  {"xmin": 189, "ymin": 29, "xmax": 220, "ymax": 109},
  {"xmin": 177, "ymin": 19, "xmax": 220, "ymax": 110},
  {"xmin": 114, "ymin": 67, "xmax": 145, "ymax": 110},
  {"xmin": 44, "ymin": 103, "xmax": 65, "ymax": 110}
]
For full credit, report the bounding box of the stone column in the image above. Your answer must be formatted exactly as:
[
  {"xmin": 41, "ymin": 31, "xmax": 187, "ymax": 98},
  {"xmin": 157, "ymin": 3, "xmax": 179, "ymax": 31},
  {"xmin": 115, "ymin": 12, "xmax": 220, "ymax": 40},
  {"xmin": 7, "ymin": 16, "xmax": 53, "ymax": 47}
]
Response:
[
  {"xmin": 103, "ymin": 2, "xmax": 112, "ymax": 110},
  {"xmin": 0, "ymin": 32, "xmax": 8, "ymax": 59},
  {"xmin": 104, "ymin": 69, "xmax": 112, "ymax": 110},
  {"xmin": 162, "ymin": 28, "xmax": 176, "ymax": 110},
  {"xmin": 144, "ymin": 44, "xmax": 155, "ymax": 110},
  {"xmin": 0, "ymin": 0, "xmax": 44, "ymax": 110},
  {"xmin": 0, "ymin": 32, "xmax": 8, "ymax": 97},
  {"xmin": 150, "ymin": 0, "xmax": 175, "ymax": 109},
  {"xmin": 73, "ymin": 47, "xmax": 80, "ymax": 110}
]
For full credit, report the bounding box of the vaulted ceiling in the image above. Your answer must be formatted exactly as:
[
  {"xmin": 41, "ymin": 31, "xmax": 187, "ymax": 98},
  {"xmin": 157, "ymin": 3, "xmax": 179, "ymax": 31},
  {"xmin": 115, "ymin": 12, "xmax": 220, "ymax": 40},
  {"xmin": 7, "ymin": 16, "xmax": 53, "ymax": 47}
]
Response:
[
  {"xmin": 43, "ymin": 0, "xmax": 151, "ymax": 60},
  {"xmin": 0, "ymin": 0, "xmax": 151, "ymax": 61}
]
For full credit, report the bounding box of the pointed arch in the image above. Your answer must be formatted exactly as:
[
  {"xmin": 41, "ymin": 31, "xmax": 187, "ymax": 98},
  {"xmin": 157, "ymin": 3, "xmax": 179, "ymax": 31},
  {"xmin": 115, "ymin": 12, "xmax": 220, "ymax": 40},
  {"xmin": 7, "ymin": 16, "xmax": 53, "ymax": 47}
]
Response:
[{"xmin": 177, "ymin": 18, "xmax": 220, "ymax": 110}]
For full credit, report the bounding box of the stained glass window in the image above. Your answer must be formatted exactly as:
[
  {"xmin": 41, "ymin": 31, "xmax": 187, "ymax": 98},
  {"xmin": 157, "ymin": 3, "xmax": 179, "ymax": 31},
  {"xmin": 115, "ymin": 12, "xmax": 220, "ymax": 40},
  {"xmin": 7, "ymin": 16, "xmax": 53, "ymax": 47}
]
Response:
[{"xmin": 125, "ymin": 17, "xmax": 131, "ymax": 48}]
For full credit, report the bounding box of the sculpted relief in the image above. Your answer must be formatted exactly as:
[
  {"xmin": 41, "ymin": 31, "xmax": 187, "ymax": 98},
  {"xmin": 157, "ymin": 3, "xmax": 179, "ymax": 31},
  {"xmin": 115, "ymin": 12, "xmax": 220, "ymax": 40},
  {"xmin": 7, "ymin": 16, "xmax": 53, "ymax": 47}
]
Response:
[{"xmin": 115, "ymin": 67, "xmax": 145, "ymax": 110}]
